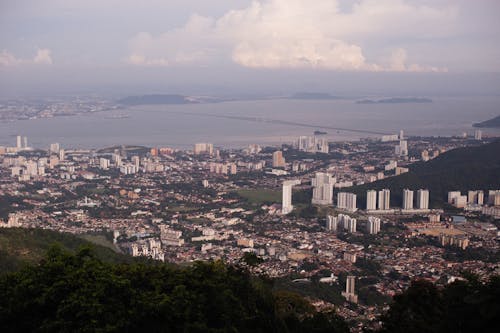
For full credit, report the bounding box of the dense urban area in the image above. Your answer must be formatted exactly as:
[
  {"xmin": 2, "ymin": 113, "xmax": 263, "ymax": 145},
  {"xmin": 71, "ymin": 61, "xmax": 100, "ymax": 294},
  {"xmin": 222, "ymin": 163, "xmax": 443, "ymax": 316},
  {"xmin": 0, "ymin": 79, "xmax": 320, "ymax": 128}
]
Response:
[{"xmin": 0, "ymin": 108, "xmax": 499, "ymax": 330}]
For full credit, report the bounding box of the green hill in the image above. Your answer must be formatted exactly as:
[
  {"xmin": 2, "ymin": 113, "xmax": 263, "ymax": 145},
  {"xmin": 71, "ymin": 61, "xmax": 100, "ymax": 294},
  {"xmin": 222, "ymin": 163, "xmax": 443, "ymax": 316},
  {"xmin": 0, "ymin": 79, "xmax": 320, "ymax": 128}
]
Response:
[
  {"xmin": 0, "ymin": 228, "xmax": 130, "ymax": 272},
  {"xmin": 348, "ymin": 140, "xmax": 500, "ymax": 207},
  {"xmin": 0, "ymin": 246, "xmax": 349, "ymax": 333}
]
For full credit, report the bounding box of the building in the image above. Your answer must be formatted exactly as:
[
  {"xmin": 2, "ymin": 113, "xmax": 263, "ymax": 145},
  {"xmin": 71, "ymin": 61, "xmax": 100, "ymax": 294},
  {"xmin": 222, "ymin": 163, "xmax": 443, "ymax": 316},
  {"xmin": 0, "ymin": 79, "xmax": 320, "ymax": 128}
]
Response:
[
  {"xmin": 395, "ymin": 140, "xmax": 408, "ymax": 157},
  {"xmin": 99, "ymin": 158, "xmax": 110, "ymax": 170},
  {"xmin": 326, "ymin": 215, "xmax": 338, "ymax": 231},
  {"xmin": 366, "ymin": 190, "xmax": 377, "ymax": 210},
  {"xmin": 311, "ymin": 172, "xmax": 335, "ymax": 205},
  {"xmin": 272, "ymin": 150, "xmax": 286, "ymax": 168},
  {"xmin": 337, "ymin": 214, "xmax": 357, "ymax": 233},
  {"xmin": 468, "ymin": 190, "xmax": 484, "ymax": 205},
  {"xmin": 337, "ymin": 192, "xmax": 357, "ymax": 212},
  {"xmin": 448, "ymin": 191, "xmax": 461, "ymax": 204},
  {"xmin": 282, "ymin": 180, "xmax": 301, "ymax": 214},
  {"xmin": 474, "ymin": 130, "xmax": 482, "ymax": 140},
  {"xmin": 403, "ymin": 189, "xmax": 414, "ymax": 210},
  {"xmin": 50, "ymin": 142, "xmax": 60, "ymax": 155},
  {"xmin": 297, "ymin": 136, "xmax": 329, "ymax": 153},
  {"xmin": 160, "ymin": 225, "xmax": 184, "ymax": 247},
  {"xmin": 378, "ymin": 189, "xmax": 390, "ymax": 210},
  {"xmin": 416, "ymin": 189, "xmax": 429, "ymax": 209},
  {"xmin": 343, "ymin": 252, "xmax": 357, "ymax": 263},
  {"xmin": 342, "ymin": 276, "xmax": 358, "ymax": 303},
  {"xmin": 439, "ymin": 234, "xmax": 469, "ymax": 249},
  {"xmin": 367, "ymin": 216, "xmax": 381, "ymax": 234},
  {"xmin": 193, "ymin": 143, "xmax": 214, "ymax": 155},
  {"xmin": 16, "ymin": 135, "xmax": 22, "ymax": 149}
]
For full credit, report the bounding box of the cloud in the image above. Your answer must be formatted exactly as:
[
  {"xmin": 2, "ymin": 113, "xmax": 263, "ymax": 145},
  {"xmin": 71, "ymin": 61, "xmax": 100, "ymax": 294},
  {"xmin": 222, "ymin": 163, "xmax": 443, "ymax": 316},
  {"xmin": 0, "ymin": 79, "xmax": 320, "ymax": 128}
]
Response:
[
  {"xmin": 126, "ymin": 0, "xmax": 456, "ymax": 71},
  {"xmin": 0, "ymin": 48, "xmax": 53, "ymax": 67}
]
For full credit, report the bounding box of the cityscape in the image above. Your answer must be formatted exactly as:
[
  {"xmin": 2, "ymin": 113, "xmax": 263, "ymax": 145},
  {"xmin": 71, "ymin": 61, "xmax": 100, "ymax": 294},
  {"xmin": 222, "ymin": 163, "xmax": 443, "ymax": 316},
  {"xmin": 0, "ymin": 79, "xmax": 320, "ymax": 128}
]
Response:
[{"xmin": 1, "ymin": 1, "xmax": 499, "ymax": 332}]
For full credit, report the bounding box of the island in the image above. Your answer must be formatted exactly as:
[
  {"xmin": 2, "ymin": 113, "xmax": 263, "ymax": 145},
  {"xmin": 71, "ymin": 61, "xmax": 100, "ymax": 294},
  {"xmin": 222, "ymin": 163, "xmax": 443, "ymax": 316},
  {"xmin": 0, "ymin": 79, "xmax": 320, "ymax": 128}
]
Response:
[
  {"xmin": 289, "ymin": 92, "xmax": 340, "ymax": 100},
  {"xmin": 356, "ymin": 97, "xmax": 433, "ymax": 104},
  {"xmin": 473, "ymin": 115, "xmax": 500, "ymax": 128}
]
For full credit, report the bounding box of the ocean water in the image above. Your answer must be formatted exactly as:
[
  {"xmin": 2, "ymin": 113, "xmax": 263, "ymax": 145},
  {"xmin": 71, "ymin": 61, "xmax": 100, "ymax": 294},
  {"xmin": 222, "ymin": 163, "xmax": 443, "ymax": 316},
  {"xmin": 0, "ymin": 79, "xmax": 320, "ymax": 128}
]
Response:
[{"xmin": 1, "ymin": 97, "xmax": 499, "ymax": 149}]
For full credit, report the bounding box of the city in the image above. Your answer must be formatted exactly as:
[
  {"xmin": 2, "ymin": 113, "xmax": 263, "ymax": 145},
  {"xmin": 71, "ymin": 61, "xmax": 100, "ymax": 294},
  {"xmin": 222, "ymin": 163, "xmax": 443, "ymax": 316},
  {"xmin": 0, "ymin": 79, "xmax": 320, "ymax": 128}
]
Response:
[{"xmin": 1, "ymin": 130, "xmax": 498, "ymax": 330}]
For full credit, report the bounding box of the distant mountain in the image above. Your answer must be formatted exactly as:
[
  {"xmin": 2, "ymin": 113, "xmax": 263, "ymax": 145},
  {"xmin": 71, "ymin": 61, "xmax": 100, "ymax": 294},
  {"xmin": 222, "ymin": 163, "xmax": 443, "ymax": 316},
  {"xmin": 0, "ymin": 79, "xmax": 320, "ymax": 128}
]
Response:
[
  {"xmin": 348, "ymin": 140, "xmax": 500, "ymax": 207},
  {"xmin": 118, "ymin": 94, "xmax": 195, "ymax": 105},
  {"xmin": 289, "ymin": 92, "xmax": 341, "ymax": 100},
  {"xmin": 356, "ymin": 97, "xmax": 433, "ymax": 104},
  {"xmin": 474, "ymin": 115, "xmax": 500, "ymax": 128}
]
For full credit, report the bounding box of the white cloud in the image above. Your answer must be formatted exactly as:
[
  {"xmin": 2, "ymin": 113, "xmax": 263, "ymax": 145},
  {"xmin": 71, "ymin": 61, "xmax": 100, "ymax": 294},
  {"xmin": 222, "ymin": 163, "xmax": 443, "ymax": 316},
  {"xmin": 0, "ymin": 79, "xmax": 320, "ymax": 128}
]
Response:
[
  {"xmin": 126, "ymin": 0, "xmax": 457, "ymax": 71},
  {"xmin": 0, "ymin": 48, "xmax": 53, "ymax": 67}
]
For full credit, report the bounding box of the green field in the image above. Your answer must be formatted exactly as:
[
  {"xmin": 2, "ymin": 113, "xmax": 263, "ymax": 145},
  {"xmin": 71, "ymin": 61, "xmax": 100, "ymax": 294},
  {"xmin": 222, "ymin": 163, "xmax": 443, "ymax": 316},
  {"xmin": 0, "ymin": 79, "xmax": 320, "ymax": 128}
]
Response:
[{"xmin": 237, "ymin": 189, "xmax": 281, "ymax": 205}]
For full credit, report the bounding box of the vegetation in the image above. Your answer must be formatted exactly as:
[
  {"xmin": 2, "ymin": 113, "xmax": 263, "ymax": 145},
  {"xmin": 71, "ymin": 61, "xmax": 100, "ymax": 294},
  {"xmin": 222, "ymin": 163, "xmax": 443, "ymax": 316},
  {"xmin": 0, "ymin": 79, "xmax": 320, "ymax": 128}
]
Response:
[
  {"xmin": 0, "ymin": 246, "xmax": 349, "ymax": 333},
  {"xmin": 379, "ymin": 276, "xmax": 500, "ymax": 332},
  {"xmin": 0, "ymin": 228, "xmax": 129, "ymax": 272},
  {"xmin": 237, "ymin": 189, "xmax": 281, "ymax": 205}
]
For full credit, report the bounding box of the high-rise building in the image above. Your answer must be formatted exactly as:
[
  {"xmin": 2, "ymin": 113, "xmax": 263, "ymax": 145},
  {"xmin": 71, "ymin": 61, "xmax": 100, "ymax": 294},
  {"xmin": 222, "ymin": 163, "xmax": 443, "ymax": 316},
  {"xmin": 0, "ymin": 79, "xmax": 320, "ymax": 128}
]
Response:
[
  {"xmin": 416, "ymin": 189, "xmax": 429, "ymax": 209},
  {"xmin": 193, "ymin": 143, "xmax": 214, "ymax": 155},
  {"xmin": 378, "ymin": 189, "xmax": 390, "ymax": 210},
  {"xmin": 59, "ymin": 149, "xmax": 65, "ymax": 161},
  {"xmin": 467, "ymin": 190, "xmax": 484, "ymax": 205},
  {"xmin": 16, "ymin": 136, "xmax": 22, "ymax": 149},
  {"xmin": 403, "ymin": 189, "xmax": 414, "ymax": 210},
  {"xmin": 50, "ymin": 143, "xmax": 60, "ymax": 155},
  {"xmin": 311, "ymin": 172, "xmax": 335, "ymax": 205},
  {"xmin": 297, "ymin": 136, "xmax": 329, "ymax": 153},
  {"xmin": 23, "ymin": 136, "xmax": 28, "ymax": 148},
  {"xmin": 337, "ymin": 192, "xmax": 357, "ymax": 211},
  {"xmin": 99, "ymin": 158, "xmax": 110, "ymax": 170},
  {"xmin": 448, "ymin": 191, "xmax": 461, "ymax": 204},
  {"xmin": 366, "ymin": 190, "xmax": 377, "ymax": 210},
  {"xmin": 342, "ymin": 276, "xmax": 358, "ymax": 303},
  {"xmin": 326, "ymin": 215, "xmax": 338, "ymax": 231},
  {"xmin": 367, "ymin": 216, "xmax": 381, "ymax": 234},
  {"xmin": 282, "ymin": 179, "xmax": 300, "ymax": 214},
  {"xmin": 272, "ymin": 150, "xmax": 286, "ymax": 168},
  {"xmin": 474, "ymin": 130, "xmax": 482, "ymax": 140}
]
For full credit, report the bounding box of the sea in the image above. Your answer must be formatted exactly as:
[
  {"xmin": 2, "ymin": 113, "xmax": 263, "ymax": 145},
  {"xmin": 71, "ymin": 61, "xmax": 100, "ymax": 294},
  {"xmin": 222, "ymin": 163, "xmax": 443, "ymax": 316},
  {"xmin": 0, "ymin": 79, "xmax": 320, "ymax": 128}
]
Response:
[{"xmin": 1, "ymin": 96, "xmax": 499, "ymax": 149}]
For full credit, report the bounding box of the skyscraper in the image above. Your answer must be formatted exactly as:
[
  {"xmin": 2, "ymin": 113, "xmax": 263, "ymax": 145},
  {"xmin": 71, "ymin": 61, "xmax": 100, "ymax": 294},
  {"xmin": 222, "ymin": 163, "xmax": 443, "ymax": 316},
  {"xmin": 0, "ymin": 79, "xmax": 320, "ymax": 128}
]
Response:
[
  {"xmin": 366, "ymin": 190, "xmax": 377, "ymax": 210},
  {"xmin": 16, "ymin": 135, "xmax": 22, "ymax": 149},
  {"xmin": 378, "ymin": 189, "xmax": 390, "ymax": 210},
  {"xmin": 311, "ymin": 172, "xmax": 335, "ymax": 205},
  {"xmin": 367, "ymin": 216, "xmax": 381, "ymax": 234},
  {"xmin": 337, "ymin": 192, "xmax": 357, "ymax": 212},
  {"xmin": 282, "ymin": 179, "xmax": 300, "ymax": 214},
  {"xmin": 272, "ymin": 150, "xmax": 286, "ymax": 168},
  {"xmin": 342, "ymin": 276, "xmax": 358, "ymax": 303},
  {"xmin": 417, "ymin": 189, "xmax": 429, "ymax": 209},
  {"xmin": 403, "ymin": 189, "xmax": 414, "ymax": 210},
  {"xmin": 326, "ymin": 215, "xmax": 338, "ymax": 231}
]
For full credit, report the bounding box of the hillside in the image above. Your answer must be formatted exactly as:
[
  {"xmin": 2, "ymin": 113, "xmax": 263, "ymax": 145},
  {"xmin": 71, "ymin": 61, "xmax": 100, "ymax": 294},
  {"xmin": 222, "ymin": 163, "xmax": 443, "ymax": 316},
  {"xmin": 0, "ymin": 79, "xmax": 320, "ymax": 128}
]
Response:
[
  {"xmin": 0, "ymin": 246, "xmax": 349, "ymax": 333},
  {"xmin": 474, "ymin": 115, "xmax": 500, "ymax": 128},
  {"xmin": 0, "ymin": 228, "xmax": 129, "ymax": 272},
  {"xmin": 348, "ymin": 140, "xmax": 500, "ymax": 207}
]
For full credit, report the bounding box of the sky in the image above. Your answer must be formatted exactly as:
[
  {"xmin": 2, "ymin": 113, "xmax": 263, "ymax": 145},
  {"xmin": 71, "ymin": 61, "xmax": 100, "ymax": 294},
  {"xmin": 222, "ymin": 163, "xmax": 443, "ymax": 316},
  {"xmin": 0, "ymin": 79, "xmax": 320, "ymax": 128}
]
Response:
[{"xmin": 1, "ymin": 0, "xmax": 500, "ymax": 97}]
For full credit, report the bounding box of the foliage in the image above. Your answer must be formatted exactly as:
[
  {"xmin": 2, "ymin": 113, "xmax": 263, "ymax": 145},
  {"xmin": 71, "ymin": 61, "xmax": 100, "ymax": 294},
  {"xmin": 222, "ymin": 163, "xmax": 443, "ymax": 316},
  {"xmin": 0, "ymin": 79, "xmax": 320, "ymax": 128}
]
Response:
[
  {"xmin": 0, "ymin": 246, "xmax": 349, "ymax": 333},
  {"xmin": 379, "ymin": 277, "xmax": 500, "ymax": 332}
]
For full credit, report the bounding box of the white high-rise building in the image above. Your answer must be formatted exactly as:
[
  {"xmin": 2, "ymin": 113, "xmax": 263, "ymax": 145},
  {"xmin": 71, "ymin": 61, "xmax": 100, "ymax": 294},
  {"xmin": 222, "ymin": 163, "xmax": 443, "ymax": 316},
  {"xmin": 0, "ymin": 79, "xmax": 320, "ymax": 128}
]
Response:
[
  {"xmin": 337, "ymin": 192, "xmax": 357, "ymax": 212},
  {"xmin": 367, "ymin": 216, "xmax": 381, "ymax": 234},
  {"xmin": 59, "ymin": 149, "xmax": 65, "ymax": 161},
  {"xmin": 326, "ymin": 215, "xmax": 338, "ymax": 231},
  {"xmin": 416, "ymin": 189, "xmax": 429, "ymax": 209},
  {"xmin": 378, "ymin": 189, "xmax": 391, "ymax": 210},
  {"xmin": 403, "ymin": 189, "xmax": 414, "ymax": 210},
  {"xmin": 272, "ymin": 151, "xmax": 286, "ymax": 168},
  {"xmin": 338, "ymin": 214, "xmax": 357, "ymax": 233},
  {"xmin": 474, "ymin": 130, "xmax": 482, "ymax": 140},
  {"xmin": 282, "ymin": 179, "xmax": 301, "ymax": 214},
  {"xmin": 297, "ymin": 136, "xmax": 329, "ymax": 153},
  {"xmin": 16, "ymin": 136, "xmax": 22, "ymax": 149},
  {"xmin": 193, "ymin": 143, "xmax": 214, "ymax": 155},
  {"xmin": 342, "ymin": 275, "xmax": 358, "ymax": 303},
  {"xmin": 468, "ymin": 190, "xmax": 484, "ymax": 205},
  {"xmin": 23, "ymin": 136, "xmax": 28, "ymax": 148},
  {"xmin": 448, "ymin": 191, "xmax": 461, "ymax": 204},
  {"xmin": 99, "ymin": 158, "xmax": 110, "ymax": 170},
  {"xmin": 50, "ymin": 143, "xmax": 60, "ymax": 155},
  {"xmin": 311, "ymin": 172, "xmax": 335, "ymax": 205},
  {"xmin": 395, "ymin": 140, "xmax": 408, "ymax": 157},
  {"xmin": 366, "ymin": 190, "xmax": 377, "ymax": 210}
]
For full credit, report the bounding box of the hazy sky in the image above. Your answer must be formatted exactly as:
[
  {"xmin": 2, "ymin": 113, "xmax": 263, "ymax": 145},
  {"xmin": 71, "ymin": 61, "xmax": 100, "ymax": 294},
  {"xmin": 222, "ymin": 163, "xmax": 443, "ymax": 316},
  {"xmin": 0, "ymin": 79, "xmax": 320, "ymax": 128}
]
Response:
[{"xmin": 1, "ymin": 0, "xmax": 500, "ymax": 97}]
